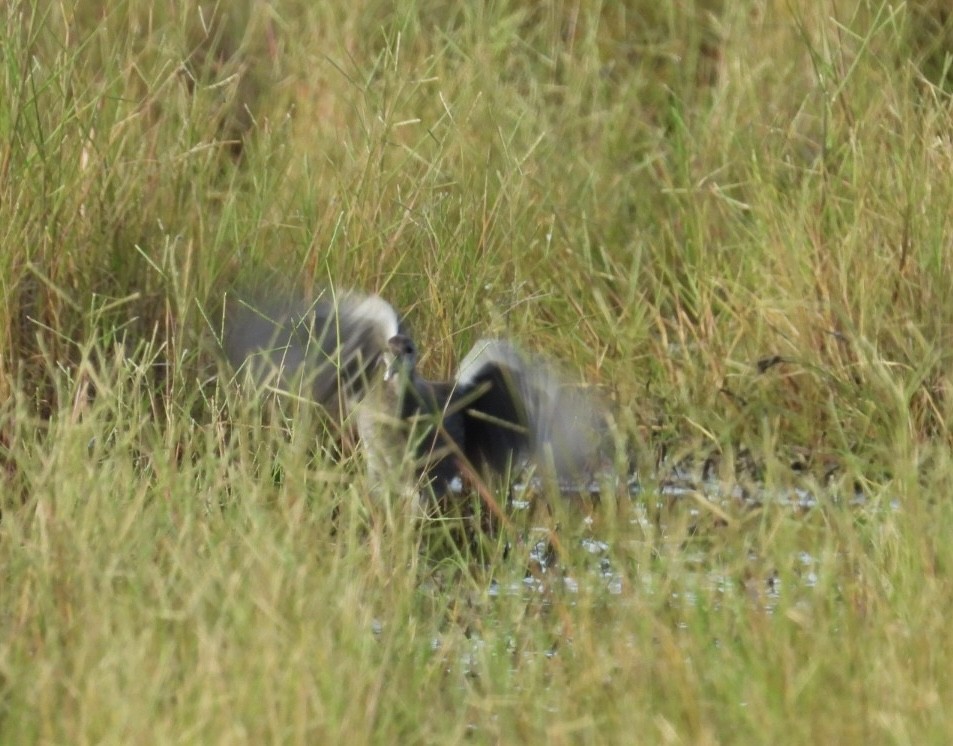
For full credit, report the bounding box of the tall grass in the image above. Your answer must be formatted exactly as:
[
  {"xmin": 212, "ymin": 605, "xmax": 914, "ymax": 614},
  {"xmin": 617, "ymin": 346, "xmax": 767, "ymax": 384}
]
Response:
[{"xmin": 3, "ymin": 0, "xmax": 953, "ymax": 742}]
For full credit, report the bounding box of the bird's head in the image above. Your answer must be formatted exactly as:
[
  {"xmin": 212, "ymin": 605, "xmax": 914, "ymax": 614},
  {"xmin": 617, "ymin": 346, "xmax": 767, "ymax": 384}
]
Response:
[{"xmin": 383, "ymin": 334, "xmax": 418, "ymax": 383}]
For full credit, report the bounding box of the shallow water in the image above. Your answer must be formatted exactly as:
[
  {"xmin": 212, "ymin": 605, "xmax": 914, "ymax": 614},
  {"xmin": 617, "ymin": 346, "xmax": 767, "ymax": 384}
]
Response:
[
  {"xmin": 385, "ymin": 466, "xmax": 887, "ymax": 692},
  {"xmin": 496, "ymin": 461, "xmax": 890, "ymax": 616}
]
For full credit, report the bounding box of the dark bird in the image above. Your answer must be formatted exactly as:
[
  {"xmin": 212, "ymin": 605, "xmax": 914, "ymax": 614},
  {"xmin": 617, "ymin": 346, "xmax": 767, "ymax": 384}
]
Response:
[{"xmin": 223, "ymin": 290, "xmax": 607, "ymax": 506}]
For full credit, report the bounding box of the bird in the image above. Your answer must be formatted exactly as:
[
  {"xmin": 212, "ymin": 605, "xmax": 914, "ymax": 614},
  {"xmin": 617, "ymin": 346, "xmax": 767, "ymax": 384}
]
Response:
[{"xmin": 222, "ymin": 289, "xmax": 607, "ymax": 508}]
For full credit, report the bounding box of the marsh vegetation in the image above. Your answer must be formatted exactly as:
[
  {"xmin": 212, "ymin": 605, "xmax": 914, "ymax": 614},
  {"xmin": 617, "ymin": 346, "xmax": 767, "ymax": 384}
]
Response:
[{"xmin": 3, "ymin": 1, "xmax": 953, "ymax": 742}]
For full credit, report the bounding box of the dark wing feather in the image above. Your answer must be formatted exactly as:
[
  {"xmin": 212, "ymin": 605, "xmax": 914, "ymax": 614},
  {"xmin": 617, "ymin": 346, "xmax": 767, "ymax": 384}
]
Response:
[
  {"xmin": 452, "ymin": 361, "xmax": 533, "ymax": 476},
  {"xmin": 455, "ymin": 339, "xmax": 606, "ymax": 481}
]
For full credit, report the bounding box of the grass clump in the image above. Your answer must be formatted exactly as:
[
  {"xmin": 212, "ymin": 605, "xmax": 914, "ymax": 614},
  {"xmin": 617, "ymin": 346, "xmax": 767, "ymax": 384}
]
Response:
[{"xmin": 3, "ymin": 0, "xmax": 953, "ymax": 742}]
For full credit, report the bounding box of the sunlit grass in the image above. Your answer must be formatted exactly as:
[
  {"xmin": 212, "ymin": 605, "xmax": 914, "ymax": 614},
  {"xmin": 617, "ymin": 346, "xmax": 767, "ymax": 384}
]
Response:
[{"xmin": 3, "ymin": 0, "xmax": 953, "ymax": 742}]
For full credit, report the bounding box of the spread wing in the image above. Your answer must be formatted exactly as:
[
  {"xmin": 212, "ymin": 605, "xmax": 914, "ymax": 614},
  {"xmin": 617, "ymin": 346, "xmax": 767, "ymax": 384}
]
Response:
[
  {"xmin": 454, "ymin": 339, "xmax": 606, "ymax": 481},
  {"xmin": 222, "ymin": 290, "xmax": 402, "ymax": 421}
]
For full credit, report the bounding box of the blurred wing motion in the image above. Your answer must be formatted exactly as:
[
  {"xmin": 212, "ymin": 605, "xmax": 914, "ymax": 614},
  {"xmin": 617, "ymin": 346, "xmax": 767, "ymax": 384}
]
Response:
[
  {"xmin": 222, "ymin": 291, "xmax": 607, "ymax": 495},
  {"xmin": 454, "ymin": 339, "xmax": 607, "ymax": 483},
  {"xmin": 222, "ymin": 291, "xmax": 400, "ymax": 423}
]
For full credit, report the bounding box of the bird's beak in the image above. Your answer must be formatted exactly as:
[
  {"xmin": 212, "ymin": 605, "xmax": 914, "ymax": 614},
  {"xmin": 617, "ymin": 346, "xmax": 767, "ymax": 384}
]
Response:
[
  {"xmin": 382, "ymin": 351, "xmax": 400, "ymax": 382},
  {"xmin": 382, "ymin": 359, "xmax": 395, "ymax": 382}
]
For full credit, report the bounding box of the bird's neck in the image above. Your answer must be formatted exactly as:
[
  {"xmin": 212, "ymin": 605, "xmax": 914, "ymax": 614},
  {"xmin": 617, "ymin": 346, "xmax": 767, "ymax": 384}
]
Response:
[{"xmin": 388, "ymin": 368, "xmax": 444, "ymax": 417}]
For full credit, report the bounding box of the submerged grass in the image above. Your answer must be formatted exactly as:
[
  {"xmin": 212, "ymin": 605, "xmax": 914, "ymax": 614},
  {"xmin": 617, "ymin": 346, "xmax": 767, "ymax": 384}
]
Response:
[{"xmin": 3, "ymin": 0, "xmax": 953, "ymax": 742}]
